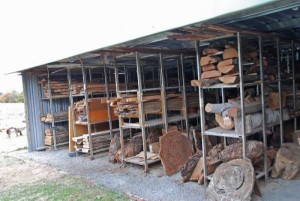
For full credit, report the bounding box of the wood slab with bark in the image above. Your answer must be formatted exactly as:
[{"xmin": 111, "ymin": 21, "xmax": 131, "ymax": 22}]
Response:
[
  {"xmin": 206, "ymin": 159, "xmax": 255, "ymax": 201},
  {"xmin": 217, "ymin": 64, "xmax": 237, "ymax": 74},
  {"xmin": 223, "ymin": 48, "xmax": 238, "ymax": 60},
  {"xmin": 200, "ymin": 56, "xmax": 219, "ymax": 66},
  {"xmin": 217, "ymin": 58, "xmax": 237, "ymax": 67},
  {"xmin": 159, "ymin": 130, "xmax": 193, "ymax": 176},
  {"xmin": 180, "ymin": 151, "xmax": 202, "ymax": 182},
  {"xmin": 202, "ymin": 64, "xmax": 216, "ymax": 72},
  {"xmin": 200, "ymin": 70, "xmax": 221, "ymax": 79}
]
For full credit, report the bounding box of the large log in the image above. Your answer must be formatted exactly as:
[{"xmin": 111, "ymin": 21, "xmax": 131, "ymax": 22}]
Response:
[
  {"xmin": 180, "ymin": 151, "xmax": 202, "ymax": 182},
  {"xmin": 219, "ymin": 141, "xmax": 264, "ymax": 164},
  {"xmin": 124, "ymin": 135, "xmax": 143, "ymax": 158},
  {"xmin": 205, "ymin": 102, "xmax": 238, "ymax": 114},
  {"xmin": 159, "ymin": 130, "xmax": 193, "ymax": 176},
  {"xmin": 228, "ymin": 101, "xmax": 262, "ymax": 117},
  {"xmin": 200, "ymin": 70, "xmax": 222, "ymax": 79},
  {"xmin": 271, "ymin": 143, "xmax": 300, "ymax": 180},
  {"xmin": 206, "ymin": 159, "xmax": 255, "ymax": 201},
  {"xmin": 217, "ymin": 64, "xmax": 236, "ymax": 74},
  {"xmin": 223, "ymin": 48, "xmax": 238, "ymax": 59},
  {"xmin": 108, "ymin": 134, "xmax": 121, "ymax": 163}
]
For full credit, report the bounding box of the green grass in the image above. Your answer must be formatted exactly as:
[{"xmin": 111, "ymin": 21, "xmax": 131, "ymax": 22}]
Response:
[{"xmin": 0, "ymin": 174, "xmax": 130, "ymax": 201}]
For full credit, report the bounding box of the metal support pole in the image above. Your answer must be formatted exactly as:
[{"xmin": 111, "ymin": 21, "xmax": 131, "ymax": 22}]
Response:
[
  {"xmin": 259, "ymin": 35, "xmax": 268, "ymax": 181},
  {"xmin": 89, "ymin": 68, "xmax": 92, "ymax": 82},
  {"xmin": 276, "ymin": 38, "xmax": 284, "ymax": 145},
  {"xmin": 221, "ymin": 88, "xmax": 226, "ymax": 146},
  {"xmin": 104, "ymin": 64, "xmax": 113, "ymax": 139},
  {"xmin": 80, "ymin": 60, "xmax": 94, "ymax": 158},
  {"xmin": 67, "ymin": 68, "xmax": 78, "ymax": 155},
  {"xmin": 124, "ymin": 66, "xmax": 132, "ymax": 138},
  {"xmin": 292, "ymin": 40, "xmax": 297, "ymax": 131},
  {"xmin": 47, "ymin": 67, "xmax": 57, "ymax": 150},
  {"xmin": 159, "ymin": 53, "xmax": 168, "ymax": 133},
  {"xmin": 195, "ymin": 41, "xmax": 207, "ymax": 186},
  {"xmin": 177, "ymin": 58, "xmax": 181, "ymax": 92},
  {"xmin": 237, "ymin": 32, "xmax": 246, "ymax": 159},
  {"xmin": 136, "ymin": 52, "xmax": 148, "ymax": 172},
  {"xmin": 180, "ymin": 54, "xmax": 189, "ymax": 134},
  {"xmin": 192, "ymin": 60, "xmax": 197, "ymax": 92},
  {"xmin": 114, "ymin": 58, "xmax": 125, "ymax": 164}
]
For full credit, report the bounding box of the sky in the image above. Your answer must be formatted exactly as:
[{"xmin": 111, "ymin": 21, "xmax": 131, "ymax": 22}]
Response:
[{"xmin": 0, "ymin": 0, "xmax": 273, "ymax": 93}]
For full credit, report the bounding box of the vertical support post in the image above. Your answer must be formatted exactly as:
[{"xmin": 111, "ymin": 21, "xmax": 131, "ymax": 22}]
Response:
[
  {"xmin": 104, "ymin": 64, "xmax": 113, "ymax": 139},
  {"xmin": 67, "ymin": 68, "xmax": 78, "ymax": 154},
  {"xmin": 276, "ymin": 38, "xmax": 284, "ymax": 145},
  {"xmin": 136, "ymin": 52, "xmax": 148, "ymax": 172},
  {"xmin": 114, "ymin": 58, "xmax": 125, "ymax": 164},
  {"xmin": 124, "ymin": 65, "xmax": 132, "ymax": 138},
  {"xmin": 195, "ymin": 41, "xmax": 207, "ymax": 186},
  {"xmin": 221, "ymin": 88, "xmax": 226, "ymax": 146},
  {"xmin": 80, "ymin": 60, "xmax": 94, "ymax": 158},
  {"xmin": 89, "ymin": 68, "xmax": 92, "ymax": 82},
  {"xmin": 237, "ymin": 32, "xmax": 246, "ymax": 159},
  {"xmin": 259, "ymin": 35, "xmax": 268, "ymax": 181},
  {"xmin": 292, "ymin": 40, "xmax": 297, "ymax": 131},
  {"xmin": 177, "ymin": 58, "xmax": 181, "ymax": 92},
  {"xmin": 192, "ymin": 59, "xmax": 197, "ymax": 92},
  {"xmin": 180, "ymin": 54, "xmax": 189, "ymax": 134},
  {"xmin": 159, "ymin": 53, "xmax": 168, "ymax": 133},
  {"xmin": 47, "ymin": 67, "xmax": 57, "ymax": 150}
]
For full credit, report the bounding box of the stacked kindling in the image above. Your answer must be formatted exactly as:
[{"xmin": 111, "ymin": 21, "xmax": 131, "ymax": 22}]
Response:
[
  {"xmin": 39, "ymin": 79, "xmax": 136, "ymax": 98},
  {"xmin": 44, "ymin": 126, "xmax": 69, "ymax": 146},
  {"xmin": 192, "ymin": 47, "xmax": 264, "ymax": 86},
  {"xmin": 110, "ymin": 93, "xmax": 199, "ymax": 118}
]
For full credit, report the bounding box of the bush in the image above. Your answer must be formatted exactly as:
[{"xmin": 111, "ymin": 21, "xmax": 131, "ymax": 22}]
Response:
[{"xmin": 0, "ymin": 91, "xmax": 24, "ymax": 103}]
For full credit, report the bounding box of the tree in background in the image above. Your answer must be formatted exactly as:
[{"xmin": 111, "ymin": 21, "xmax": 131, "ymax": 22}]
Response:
[{"xmin": 0, "ymin": 90, "xmax": 24, "ymax": 103}]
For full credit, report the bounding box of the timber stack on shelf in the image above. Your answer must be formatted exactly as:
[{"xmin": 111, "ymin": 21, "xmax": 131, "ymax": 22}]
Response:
[
  {"xmin": 186, "ymin": 25, "xmax": 297, "ymax": 187},
  {"xmin": 67, "ymin": 64, "xmax": 120, "ymax": 159},
  {"xmin": 111, "ymin": 51, "xmax": 200, "ymax": 172},
  {"xmin": 39, "ymin": 67, "xmax": 70, "ymax": 150}
]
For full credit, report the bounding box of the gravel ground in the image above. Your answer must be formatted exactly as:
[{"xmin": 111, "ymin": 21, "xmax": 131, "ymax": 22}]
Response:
[{"xmin": 10, "ymin": 149, "xmax": 300, "ymax": 201}]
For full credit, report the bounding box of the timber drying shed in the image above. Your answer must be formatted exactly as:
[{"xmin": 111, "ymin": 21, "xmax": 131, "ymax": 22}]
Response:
[{"xmin": 15, "ymin": 1, "xmax": 300, "ymax": 200}]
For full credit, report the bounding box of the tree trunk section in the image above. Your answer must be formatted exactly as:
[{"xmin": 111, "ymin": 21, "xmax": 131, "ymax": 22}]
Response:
[
  {"xmin": 215, "ymin": 114, "xmax": 235, "ymax": 130},
  {"xmin": 202, "ymin": 64, "xmax": 216, "ymax": 72},
  {"xmin": 206, "ymin": 159, "xmax": 255, "ymax": 201},
  {"xmin": 159, "ymin": 130, "xmax": 193, "ymax": 176}
]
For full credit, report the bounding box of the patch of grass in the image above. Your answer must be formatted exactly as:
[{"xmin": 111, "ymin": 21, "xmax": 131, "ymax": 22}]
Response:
[{"xmin": 0, "ymin": 175, "xmax": 130, "ymax": 201}]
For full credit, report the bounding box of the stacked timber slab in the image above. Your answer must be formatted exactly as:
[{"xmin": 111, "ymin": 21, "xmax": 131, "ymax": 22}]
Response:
[
  {"xmin": 40, "ymin": 111, "xmax": 68, "ymax": 122},
  {"xmin": 39, "ymin": 78, "xmax": 136, "ymax": 98},
  {"xmin": 110, "ymin": 93, "xmax": 199, "ymax": 118},
  {"xmin": 44, "ymin": 126, "xmax": 69, "ymax": 146},
  {"xmin": 72, "ymin": 129, "xmax": 124, "ymax": 154}
]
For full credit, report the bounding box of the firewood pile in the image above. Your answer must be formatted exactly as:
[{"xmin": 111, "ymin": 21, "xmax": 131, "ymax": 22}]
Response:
[
  {"xmin": 44, "ymin": 126, "xmax": 69, "ymax": 146},
  {"xmin": 40, "ymin": 111, "xmax": 68, "ymax": 122},
  {"xmin": 191, "ymin": 46, "xmax": 273, "ymax": 87},
  {"xmin": 110, "ymin": 93, "xmax": 199, "ymax": 118},
  {"xmin": 39, "ymin": 79, "xmax": 136, "ymax": 98}
]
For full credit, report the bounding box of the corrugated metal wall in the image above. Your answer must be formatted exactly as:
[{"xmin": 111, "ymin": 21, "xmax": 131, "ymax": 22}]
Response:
[{"xmin": 22, "ymin": 71, "xmax": 70, "ymax": 151}]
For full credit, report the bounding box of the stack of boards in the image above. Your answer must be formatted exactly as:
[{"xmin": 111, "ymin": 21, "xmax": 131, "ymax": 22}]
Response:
[{"xmin": 44, "ymin": 126, "xmax": 69, "ymax": 146}]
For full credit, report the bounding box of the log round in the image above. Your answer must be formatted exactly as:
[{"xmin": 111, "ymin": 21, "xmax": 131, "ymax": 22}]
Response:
[
  {"xmin": 271, "ymin": 143, "xmax": 300, "ymax": 180},
  {"xmin": 159, "ymin": 130, "xmax": 193, "ymax": 176},
  {"xmin": 206, "ymin": 159, "xmax": 255, "ymax": 201}
]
